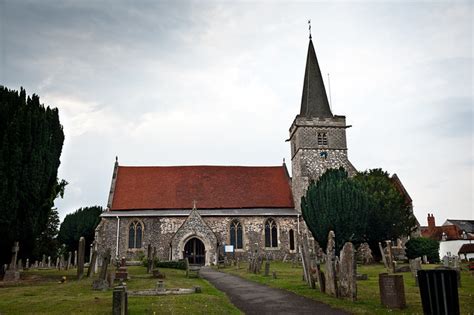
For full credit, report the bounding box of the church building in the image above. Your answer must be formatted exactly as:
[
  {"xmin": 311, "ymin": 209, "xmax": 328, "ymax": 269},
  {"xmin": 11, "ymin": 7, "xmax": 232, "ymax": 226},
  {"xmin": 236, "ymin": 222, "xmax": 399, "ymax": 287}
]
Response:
[{"xmin": 95, "ymin": 36, "xmax": 356, "ymax": 265}]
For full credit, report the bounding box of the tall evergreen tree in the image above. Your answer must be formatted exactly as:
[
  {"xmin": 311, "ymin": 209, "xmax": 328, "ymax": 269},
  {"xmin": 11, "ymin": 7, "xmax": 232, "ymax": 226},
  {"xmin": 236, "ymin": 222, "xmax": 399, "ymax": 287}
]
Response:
[
  {"xmin": 58, "ymin": 206, "xmax": 103, "ymax": 257},
  {"xmin": 0, "ymin": 86, "xmax": 65, "ymax": 264}
]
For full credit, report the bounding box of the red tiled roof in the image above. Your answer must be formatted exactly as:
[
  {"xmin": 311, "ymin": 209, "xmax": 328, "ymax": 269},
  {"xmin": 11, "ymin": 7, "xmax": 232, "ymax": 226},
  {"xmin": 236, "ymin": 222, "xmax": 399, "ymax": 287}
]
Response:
[
  {"xmin": 111, "ymin": 165, "xmax": 294, "ymax": 210},
  {"xmin": 458, "ymin": 244, "xmax": 474, "ymax": 254},
  {"xmin": 420, "ymin": 224, "xmax": 468, "ymax": 240}
]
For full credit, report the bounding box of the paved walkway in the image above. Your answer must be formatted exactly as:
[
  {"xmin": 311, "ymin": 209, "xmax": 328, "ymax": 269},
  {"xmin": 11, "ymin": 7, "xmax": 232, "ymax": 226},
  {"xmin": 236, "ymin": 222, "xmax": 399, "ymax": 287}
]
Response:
[{"xmin": 200, "ymin": 267, "xmax": 349, "ymax": 315}]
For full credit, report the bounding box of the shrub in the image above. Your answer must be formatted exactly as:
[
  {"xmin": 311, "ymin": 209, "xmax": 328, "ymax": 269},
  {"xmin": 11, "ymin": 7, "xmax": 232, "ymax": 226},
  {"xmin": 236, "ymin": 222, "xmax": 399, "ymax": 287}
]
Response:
[
  {"xmin": 156, "ymin": 260, "xmax": 187, "ymax": 270},
  {"xmin": 405, "ymin": 237, "xmax": 440, "ymax": 262}
]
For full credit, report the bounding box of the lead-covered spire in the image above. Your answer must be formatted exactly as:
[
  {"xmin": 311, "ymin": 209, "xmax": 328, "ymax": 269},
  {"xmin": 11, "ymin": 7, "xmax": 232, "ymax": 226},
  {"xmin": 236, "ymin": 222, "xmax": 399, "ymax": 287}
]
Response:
[{"xmin": 300, "ymin": 39, "xmax": 333, "ymax": 118}]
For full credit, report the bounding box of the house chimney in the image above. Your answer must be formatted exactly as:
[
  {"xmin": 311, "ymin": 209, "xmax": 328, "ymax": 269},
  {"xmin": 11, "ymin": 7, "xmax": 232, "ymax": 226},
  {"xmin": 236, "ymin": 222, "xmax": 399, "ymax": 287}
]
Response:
[{"xmin": 427, "ymin": 213, "xmax": 436, "ymax": 229}]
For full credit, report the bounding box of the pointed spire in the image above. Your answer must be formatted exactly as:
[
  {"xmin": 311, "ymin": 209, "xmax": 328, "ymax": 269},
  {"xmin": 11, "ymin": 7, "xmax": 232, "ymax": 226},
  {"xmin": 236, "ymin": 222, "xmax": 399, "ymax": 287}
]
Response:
[{"xmin": 300, "ymin": 38, "xmax": 333, "ymax": 118}]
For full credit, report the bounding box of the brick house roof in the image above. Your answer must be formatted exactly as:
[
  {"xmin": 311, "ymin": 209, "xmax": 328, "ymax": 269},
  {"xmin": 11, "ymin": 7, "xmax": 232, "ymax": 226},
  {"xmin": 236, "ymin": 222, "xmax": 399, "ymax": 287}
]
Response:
[
  {"xmin": 110, "ymin": 165, "xmax": 294, "ymax": 210},
  {"xmin": 458, "ymin": 243, "xmax": 474, "ymax": 254}
]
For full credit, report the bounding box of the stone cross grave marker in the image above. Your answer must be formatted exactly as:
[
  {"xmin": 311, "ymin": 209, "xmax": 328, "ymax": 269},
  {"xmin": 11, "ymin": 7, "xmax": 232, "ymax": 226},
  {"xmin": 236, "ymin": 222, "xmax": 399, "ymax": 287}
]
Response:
[
  {"xmin": 338, "ymin": 242, "xmax": 357, "ymax": 301},
  {"xmin": 325, "ymin": 231, "xmax": 338, "ymax": 297},
  {"xmin": 3, "ymin": 242, "xmax": 20, "ymax": 281},
  {"xmin": 77, "ymin": 237, "xmax": 86, "ymax": 279}
]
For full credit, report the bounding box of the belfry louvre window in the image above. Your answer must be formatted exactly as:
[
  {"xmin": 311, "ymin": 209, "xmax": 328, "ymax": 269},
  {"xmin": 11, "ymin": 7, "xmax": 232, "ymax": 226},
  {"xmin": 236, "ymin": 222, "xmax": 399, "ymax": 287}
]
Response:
[
  {"xmin": 230, "ymin": 220, "xmax": 243, "ymax": 249},
  {"xmin": 317, "ymin": 132, "xmax": 328, "ymax": 145},
  {"xmin": 128, "ymin": 221, "xmax": 143, "ymax": 249},
  {"xmin": 265, "ymin": 219, "xmax": 278, "ymax": 248}
]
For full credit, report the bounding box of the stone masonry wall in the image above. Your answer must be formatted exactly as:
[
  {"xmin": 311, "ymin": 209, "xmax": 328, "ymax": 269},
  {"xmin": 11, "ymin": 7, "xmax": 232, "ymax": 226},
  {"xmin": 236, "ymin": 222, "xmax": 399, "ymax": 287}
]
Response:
[{"xmin": 96, "ymin": 215, "xmax": 299, "ymax": 263}]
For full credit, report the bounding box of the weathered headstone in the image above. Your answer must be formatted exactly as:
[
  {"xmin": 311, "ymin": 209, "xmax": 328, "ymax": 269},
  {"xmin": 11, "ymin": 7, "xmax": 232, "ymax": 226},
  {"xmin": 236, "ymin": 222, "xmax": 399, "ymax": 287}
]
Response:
[
  {"xmin": 325, "ymin": 231, "xmax": 338, "ymax": 297},
  {"xmin": 147, "ymin": 244, "xmax": 152, "ymax": 274},
  {"xmin": 338, "ymin": 242, "xmax": 357, "ymax": 301},
  {"xmin": 107, "ymin": 270, "xmax": 116, "ymax": 287},
  {"xmin": 41, "ymin": 254, "xmax": 46, "ymax": 268},
  {"xmin": 66, "ymin": 252, "xmax": 72, "ymax": 270},
  {"xmin": 18, "ymin": 259, "xmax": 23, "ymax": 271},
  {"xmin": 87, "ymin": 250, "xmax": 98, "ymax": 278},
  {"xmin": 77, "ymin": 237, "xmax": 85, "ymax": 279},
  {"xmin": 385, "ymin": 240, "xmax": 394, "ymax": 272},
  {"xmin": 313, "ymin": 262, "xmax": 325, "ymax": 293},
  {"xmin": 115, "ymin": 257, "xmax": 129, "ymax": 281},
  {"xmin": 378, "ymin": 242, "xmax": 388, "ymax": 269},
  {"xmin": 264, "ymin": 261, "xmax": 270, "ymax": 276},
  {"xmin": 379, "ymin": 273, "xmax": 406, "ymax": 309},
  {"xmin": 56, "ymin": 257, "xmax": 60, "ymax": 269},
  {"xmin": 422, "ymin": 255, "xmax": 428, "ymax": 264},
  {"xmin": 3, "ymin": 242, "xmax": 20, "ymax": 281},
  {"xmin": 409, "ymin": 258, "xmax": 422, "ymax": 278},
  {"xmin": 74, "ymin": 250, "xmax": 78, "ymax": 267},
  {"xmin": 112, "ymin": 285, "xmax": 128, "ymax": 315},
  {"xmin": 93, "ymin": 249, "xmax": 111, "ymax": 290},
  {"xmin": 442, "ymin": 255, "xmax": 449, "ymax": 267},
  {"xmin": 89, "ymin": 244, "xmax": 93, "ymax": 263},
  {"xmin": 47, "ymin": 256, "xmax": 51, "ymax": 268},
  {"xmin": 357, "ymin": 242, "xmax": 373, "ymax": 264},
  {"xmin": 25, "ymin": 259, "xmax": 29, "ymax": 270},
  {"xmin": 300, "ymin": 234, "xmax": 315, "ymax": 289}
]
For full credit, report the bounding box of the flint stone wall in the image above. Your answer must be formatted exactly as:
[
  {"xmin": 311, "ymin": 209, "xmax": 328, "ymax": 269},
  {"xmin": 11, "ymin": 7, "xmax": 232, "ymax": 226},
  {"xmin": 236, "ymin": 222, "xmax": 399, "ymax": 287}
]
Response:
[{"xmin": 96, "ymin": 215, "xmax": 298, "ymax": 263}]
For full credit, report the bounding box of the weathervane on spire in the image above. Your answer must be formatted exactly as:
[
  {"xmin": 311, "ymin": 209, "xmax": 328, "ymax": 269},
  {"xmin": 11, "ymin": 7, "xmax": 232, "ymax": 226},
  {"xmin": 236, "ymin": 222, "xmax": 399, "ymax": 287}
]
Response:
[{"xmin": 308, "ymin": 19, "xmax": 312, "ymax": 39}]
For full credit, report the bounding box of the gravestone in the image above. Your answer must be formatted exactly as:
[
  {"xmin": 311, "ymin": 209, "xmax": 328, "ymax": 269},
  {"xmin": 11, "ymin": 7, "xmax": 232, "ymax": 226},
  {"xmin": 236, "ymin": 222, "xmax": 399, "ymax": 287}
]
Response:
[
  {"xmin": 66, "ymin": 252, "xmax": 72, "ymax": 270},
  {"xmin": 338, "ymin": 242, "xmax": 357, "ymax": 301},
  {"xmin": 77, "ymin": 237, "xmax": 85, "ymax": 280},
  {"xmin": 25, "ymin": 259, "xmax": 29, "ymax": 270},
  {"xmin": 42, "ymin": 254, "xmax": 46, "ymax": 268},
  {"xmin": 300, "ymin": 234, "xmax": 315, "ymax": 289},
  {"xmin": 379, "ymin": 273, "xmax": 406, "ymax": 309},
  {"xmin": 47, "ymin": 256, "xmax": 51, "ymax": 268},
  {"xmin": 107, "ymin": 270, "xmax": 116, "ymax": 287},
  {"xmin": 147, "ymin": 244, "xmax": 152, "ymax": 274},
  {"xmin": 89, "ymin": 244, "xmax": 93, "ymax": 263},
  {"xmin": 115, "ymin": 257, "xmax": 129, "ymax": 281},
  {"xmin": 56, "ymin": 257, "xmax": 60, "ymax": 269},
  {"xmin": 442, "ymin": 255, "xmax": 449, "ymax": 267},
  {"xmin": 3, "ymin": 242, "xmax": 20, "ymax": 281},
  {"xmin": 435, "ymin": 266, "xmax": 461, "ymax": 288},
  {"xmin": 264, "ymin": 261, "xmax": 270, "ymax": 276},
  {"xmin": 87, "ymin": 250, "xmax": 98, "ymax": 277},
  {"xmin": 93, "ymin": 248, "xmax": 111, "ymax": 290},
  {"xmin": 18, "ymin": 259, "xmax": 23, "ymax": 271},
  {"xmin": 313, "ymin": 262, "xmax": 325, "ymax": 293},
  {"xmin": 378, "ymin": 242, "xmax": 388, "ymax": 269},
  {"xmin": 357, "ymin": 242, "xmax": 373, "ymax": 264},
  {"xmin": 59, "ymin": 254, "xmax": 65, "ymax": 270},
  {"xmin": 325, "ymin": 231, "xmax": 338, "ymax": 297},
  {"xmin": 74, "ymin": 250, "xmax": 78, "ymax": 267},
  {"xmin": 422, "ymin": 255, "xmax": 428, "ymax": 264},
  {"xmin": 112, "ymin": 285, "xmax": 128, "ymax": 315},
  {"xmin": 385, "ymin": 240, "xmax": 394, "ymax": 272},
  {"xmin": 409, "ymin": 258, "xmax": 422, "ymax": 283}
]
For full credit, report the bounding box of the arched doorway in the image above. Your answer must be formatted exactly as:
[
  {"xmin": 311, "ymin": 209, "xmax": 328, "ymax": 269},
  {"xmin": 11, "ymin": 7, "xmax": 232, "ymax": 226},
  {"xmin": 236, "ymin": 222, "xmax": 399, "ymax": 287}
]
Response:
[{"xmin": 184, "ymin": 237, "xmax": 205, "ymax": 265}]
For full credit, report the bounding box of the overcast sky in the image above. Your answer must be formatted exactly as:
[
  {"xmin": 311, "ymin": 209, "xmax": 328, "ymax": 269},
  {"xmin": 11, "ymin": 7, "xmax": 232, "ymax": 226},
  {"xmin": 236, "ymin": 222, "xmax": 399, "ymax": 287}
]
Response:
[{"xmin": 1, "ymin": 1, "xmax": 472, "ymax": 225}]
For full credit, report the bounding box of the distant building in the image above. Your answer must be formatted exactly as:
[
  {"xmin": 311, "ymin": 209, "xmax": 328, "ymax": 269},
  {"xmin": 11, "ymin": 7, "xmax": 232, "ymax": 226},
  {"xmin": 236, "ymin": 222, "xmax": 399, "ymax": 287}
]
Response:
[{"xmin": 421, "ymin": 214, "xmax": 473, "ymax": 259}]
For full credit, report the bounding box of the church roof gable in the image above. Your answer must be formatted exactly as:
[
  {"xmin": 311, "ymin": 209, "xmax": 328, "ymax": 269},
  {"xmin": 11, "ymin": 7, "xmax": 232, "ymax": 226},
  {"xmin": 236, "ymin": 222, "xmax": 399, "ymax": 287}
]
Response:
[{"xmin": 110, "ymin": 165, "xmax": 294, "ymax": 210}]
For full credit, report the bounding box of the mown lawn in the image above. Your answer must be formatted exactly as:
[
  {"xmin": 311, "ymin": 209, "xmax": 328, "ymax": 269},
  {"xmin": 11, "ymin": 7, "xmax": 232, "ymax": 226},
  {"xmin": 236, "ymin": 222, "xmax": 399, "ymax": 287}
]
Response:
[
  {"xmin": 219, "ymin": 261, "xmax": 474, "ymax": 314},
  {"xmin": 0, "ymin": 266, "xmax": 241, "ymax": 315}
]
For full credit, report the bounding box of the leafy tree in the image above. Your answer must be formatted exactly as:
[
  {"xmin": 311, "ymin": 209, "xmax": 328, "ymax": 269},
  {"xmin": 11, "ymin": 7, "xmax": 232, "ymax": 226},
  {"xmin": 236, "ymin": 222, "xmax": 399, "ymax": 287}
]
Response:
[
  {"xmin": 0, "ymin": 86, "xmax": 65, "ymax": 264},
  {"xmin": 58, "ymin": 206, "xmax": 103, "ymax": 257},
  {"xmin": 405, "ymin": 237, "xmax": 440, "ymax": 263},
  {"xmin": 302, "ymin": 167, "xmax": 417, "ymax": 255}
]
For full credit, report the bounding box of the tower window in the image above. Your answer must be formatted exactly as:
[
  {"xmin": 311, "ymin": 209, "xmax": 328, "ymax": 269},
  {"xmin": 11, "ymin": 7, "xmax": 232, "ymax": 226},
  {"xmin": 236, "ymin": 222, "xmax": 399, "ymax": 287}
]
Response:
[{"xmin": 317, "ymin": 132, "xmax": 328, "ymax": 145}]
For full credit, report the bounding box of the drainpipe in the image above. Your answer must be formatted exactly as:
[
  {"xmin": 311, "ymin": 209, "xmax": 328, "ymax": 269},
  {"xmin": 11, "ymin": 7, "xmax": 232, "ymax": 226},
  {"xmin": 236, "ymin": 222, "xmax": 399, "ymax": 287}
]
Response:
[{"xmin": 115, "ymin": 216, "xmax": 120, "ymax": 260}]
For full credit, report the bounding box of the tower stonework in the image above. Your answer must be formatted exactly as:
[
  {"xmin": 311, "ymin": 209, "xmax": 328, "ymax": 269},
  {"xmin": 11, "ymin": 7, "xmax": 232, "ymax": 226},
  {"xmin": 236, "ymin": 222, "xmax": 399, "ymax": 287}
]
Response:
[{"xmin": 290, "ymin": 38, "xmax": 356, "ymax": 211}]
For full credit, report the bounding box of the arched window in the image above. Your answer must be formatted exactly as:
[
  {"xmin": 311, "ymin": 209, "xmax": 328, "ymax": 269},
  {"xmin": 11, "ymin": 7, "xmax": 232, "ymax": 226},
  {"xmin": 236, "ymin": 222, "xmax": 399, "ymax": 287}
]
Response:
[
  {"xmin": 128, "ymin": 221, "xmax": 143, "ymax": 249},
  {"xmin": 230, "ymin": 220, "xmax": 243, "ymax": 249},
  {"xmin": 265, "ymin": 219, "xmax": 278, "ymax": 248},
  {"xmin": 289, "ymin": 229, "xmax": 295, "ymax": 251}
]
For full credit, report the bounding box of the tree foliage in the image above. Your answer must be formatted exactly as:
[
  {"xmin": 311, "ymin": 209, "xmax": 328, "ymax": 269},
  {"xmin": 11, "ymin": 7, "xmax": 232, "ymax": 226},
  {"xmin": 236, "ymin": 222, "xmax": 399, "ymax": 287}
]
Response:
[
  {"xmin": 405, "ymin": 237, "xmax": 440, "ymax": 262},
  {"xmin": 58, "ymin": 206, "xmax": 103, "ymax": 256},
  {"xmin": 0, "ymin": 86, "xmax": 65, "ymax": 264},
  {"xmin": 302, "ymin": 168, "xmax": 417, "ymax": 255}
]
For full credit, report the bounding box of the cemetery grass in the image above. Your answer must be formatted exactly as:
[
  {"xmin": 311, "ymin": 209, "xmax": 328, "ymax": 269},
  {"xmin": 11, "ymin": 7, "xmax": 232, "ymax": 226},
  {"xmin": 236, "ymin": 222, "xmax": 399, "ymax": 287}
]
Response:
[
  {"xmin": 220, "ymin": 262, "xmax": 474, "ymax": 314},
  {"xmin": 0, "ymin": 266, "xmax": 241, "ymax": 315}
]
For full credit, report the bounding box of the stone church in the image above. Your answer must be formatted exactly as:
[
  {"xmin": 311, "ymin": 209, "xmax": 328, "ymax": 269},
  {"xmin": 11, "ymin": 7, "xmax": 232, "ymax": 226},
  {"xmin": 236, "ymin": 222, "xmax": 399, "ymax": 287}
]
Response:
[{"xmin": 95, "ymin": 37, "xmax": 357, "ymax": 265}]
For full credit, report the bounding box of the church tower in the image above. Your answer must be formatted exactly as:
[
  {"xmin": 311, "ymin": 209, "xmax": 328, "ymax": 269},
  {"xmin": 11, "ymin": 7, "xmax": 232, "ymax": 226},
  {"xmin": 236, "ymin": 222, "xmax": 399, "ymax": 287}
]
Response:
[{"xmin": 289, "ymin": 37, "xmax": 356, "ymax": 211}]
